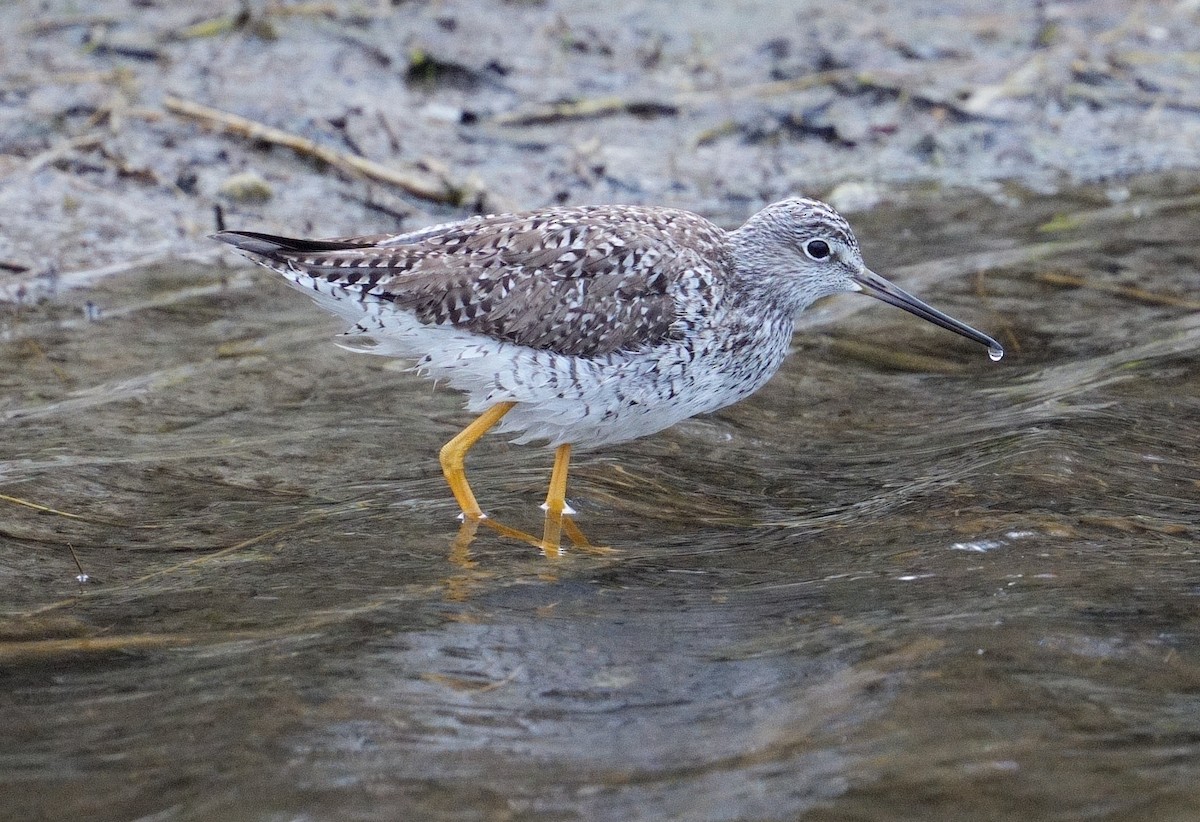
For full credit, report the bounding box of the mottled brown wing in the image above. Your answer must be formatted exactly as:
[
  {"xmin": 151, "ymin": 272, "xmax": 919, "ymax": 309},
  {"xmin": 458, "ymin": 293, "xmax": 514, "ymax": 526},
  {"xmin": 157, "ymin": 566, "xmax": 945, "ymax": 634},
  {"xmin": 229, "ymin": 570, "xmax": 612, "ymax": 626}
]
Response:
[{"xmin": 255, "ymin": 206, "xmax": 728, "ymax": 357}]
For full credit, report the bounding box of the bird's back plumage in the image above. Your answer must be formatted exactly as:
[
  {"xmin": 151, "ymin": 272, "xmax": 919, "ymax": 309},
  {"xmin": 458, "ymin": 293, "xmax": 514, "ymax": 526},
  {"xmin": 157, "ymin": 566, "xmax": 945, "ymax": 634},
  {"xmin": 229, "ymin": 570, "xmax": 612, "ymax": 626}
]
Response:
[{"xmin": 213, "ymin": 205, "xmax": 732, "ymax": 358}]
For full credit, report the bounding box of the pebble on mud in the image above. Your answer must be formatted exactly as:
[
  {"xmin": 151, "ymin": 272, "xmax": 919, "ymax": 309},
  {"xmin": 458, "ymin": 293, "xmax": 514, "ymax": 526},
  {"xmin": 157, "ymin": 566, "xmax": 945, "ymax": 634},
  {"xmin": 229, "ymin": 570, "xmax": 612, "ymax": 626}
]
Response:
[{"xmin": 218, "ymin": 171, "xmax": 273, "ymax": 203}]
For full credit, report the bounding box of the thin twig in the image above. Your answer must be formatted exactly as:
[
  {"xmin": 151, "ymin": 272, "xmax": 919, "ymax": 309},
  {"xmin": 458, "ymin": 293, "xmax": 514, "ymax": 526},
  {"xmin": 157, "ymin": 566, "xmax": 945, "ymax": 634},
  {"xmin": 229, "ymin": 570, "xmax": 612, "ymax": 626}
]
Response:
[
  {"xmin": 26, "ymin": 133, "xmax": 106, "ymax": 172},
  {"xmin": 66, "ymin": 542, "xmax": 90, "ymax": 583},
  {"xmin": 127, "ymin": 509, "xmax": 340, "ymax": 586},
  {"xmin": 494, "ymin": 69, "xmax": 858, "ymax": 126},
  {"xmin": 819, "ymin": 336, "xmax": 970, "ymax": 374},
  {"xmin": 0, "ymin": 492, "xmax": 161, "ymax": 529},
  {"xmin": 163, "ymin": 95, "xmax": 473, "ymax": 206},
  {"xmin": 493, "ymin": 97, "xmax": 678, "ymax": 126},
  {"xmin": 1035, "ymin": 271, "xmax": 1200, "ymax": 310},
  {"xmin": 493, "ymin": 66, "xmax": 1003, "ymax": 127},
  {"xmin": 0, "ymin": 634, "xmax": 200, "ymax": 663},
  {"xmin": 18, "ymin": 510, "xmax": 335, "ymax": 620},
  {"xmin": 20, "ymin": 14, "xmax": 117, "ymax": 35}
]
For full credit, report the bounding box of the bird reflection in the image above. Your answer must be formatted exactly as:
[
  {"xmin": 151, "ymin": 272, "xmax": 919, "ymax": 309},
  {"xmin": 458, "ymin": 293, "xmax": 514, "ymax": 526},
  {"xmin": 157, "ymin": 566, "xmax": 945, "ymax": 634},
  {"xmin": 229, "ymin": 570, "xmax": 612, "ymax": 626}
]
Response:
[{"xmin": 448, "ymin": 510, "xmax": 609, "ymax": 566}]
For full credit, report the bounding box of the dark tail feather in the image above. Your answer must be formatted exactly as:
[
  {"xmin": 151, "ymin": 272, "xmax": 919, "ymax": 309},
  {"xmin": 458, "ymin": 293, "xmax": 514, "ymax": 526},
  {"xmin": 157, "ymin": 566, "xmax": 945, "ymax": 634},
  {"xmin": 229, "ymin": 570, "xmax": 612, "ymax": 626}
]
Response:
[{"xmin": 210, "ymin": 231, "xmax": 371, "ymax": 260}]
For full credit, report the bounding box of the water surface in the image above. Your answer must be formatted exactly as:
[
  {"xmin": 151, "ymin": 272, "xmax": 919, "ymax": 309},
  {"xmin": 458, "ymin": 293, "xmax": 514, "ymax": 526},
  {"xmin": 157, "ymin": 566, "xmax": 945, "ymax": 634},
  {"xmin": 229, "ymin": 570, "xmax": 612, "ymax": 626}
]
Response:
[{"xmin": 2, "ymin": 186, "xmax": 1199, "ymax": 820}]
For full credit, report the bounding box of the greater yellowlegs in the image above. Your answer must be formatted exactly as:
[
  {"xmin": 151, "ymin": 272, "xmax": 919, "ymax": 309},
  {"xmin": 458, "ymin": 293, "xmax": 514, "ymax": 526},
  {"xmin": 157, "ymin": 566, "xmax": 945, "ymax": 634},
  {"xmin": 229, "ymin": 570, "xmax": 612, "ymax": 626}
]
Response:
[{"xmin": 213, "ymin": 198, "xmax": 1002, "ymax": 518}]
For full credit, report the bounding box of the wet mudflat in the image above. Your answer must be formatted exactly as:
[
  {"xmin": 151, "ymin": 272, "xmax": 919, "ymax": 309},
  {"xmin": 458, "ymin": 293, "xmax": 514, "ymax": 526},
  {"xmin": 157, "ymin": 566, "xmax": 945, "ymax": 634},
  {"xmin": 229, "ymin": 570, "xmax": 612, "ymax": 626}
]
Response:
[{"xmin": 2, "ymin": 184, "xmax": 1198, "ymax": 820}]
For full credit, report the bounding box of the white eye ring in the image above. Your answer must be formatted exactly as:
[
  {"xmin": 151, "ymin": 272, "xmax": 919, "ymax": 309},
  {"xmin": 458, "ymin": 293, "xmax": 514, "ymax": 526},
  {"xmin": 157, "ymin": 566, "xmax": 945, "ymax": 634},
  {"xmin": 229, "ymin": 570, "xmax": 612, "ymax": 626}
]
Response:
[{"xmin": 804, "ymin": 239, "xmax": 832, "ymax": 261}]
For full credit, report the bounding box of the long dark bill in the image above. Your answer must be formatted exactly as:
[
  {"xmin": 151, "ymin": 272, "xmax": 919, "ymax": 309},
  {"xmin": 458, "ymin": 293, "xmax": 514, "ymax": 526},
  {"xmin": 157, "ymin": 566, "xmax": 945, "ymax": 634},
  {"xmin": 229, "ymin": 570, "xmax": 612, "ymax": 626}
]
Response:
[{"xmin": 853, "ymin": 268, "xmax": 1004, "ymax": 359}]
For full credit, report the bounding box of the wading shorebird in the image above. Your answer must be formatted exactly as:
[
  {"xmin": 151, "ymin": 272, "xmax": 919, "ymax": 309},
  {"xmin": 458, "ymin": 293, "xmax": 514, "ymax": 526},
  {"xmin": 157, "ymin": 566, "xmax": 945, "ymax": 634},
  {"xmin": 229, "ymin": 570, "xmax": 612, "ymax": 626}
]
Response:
[{"xmin": 213, "ymin": 198, "xmax": 1002, "ymax": 524}]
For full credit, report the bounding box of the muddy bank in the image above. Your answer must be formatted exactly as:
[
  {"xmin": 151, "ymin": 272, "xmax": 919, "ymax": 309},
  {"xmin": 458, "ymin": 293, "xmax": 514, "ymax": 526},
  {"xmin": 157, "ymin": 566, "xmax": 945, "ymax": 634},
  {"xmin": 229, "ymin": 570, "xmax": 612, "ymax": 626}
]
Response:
[{"xmin": 3, "ymin": 0, "xmax": 1200, "ymax": 299}]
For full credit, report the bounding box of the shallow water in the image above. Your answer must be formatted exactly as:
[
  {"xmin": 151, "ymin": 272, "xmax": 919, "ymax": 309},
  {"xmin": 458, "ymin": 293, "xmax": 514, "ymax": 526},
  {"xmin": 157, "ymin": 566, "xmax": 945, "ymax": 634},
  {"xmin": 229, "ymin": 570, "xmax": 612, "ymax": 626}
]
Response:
[{"xmin": 2, "ymin": 185, "xmax": 1199, "ymax": 820}]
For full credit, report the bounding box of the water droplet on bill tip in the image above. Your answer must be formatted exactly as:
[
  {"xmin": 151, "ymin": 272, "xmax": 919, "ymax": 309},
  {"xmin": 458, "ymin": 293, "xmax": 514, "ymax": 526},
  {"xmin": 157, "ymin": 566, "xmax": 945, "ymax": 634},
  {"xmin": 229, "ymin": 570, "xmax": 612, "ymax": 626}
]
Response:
[{"xmin": 988, "ymin": 346, "xmax": 1004, "ymax": 362}]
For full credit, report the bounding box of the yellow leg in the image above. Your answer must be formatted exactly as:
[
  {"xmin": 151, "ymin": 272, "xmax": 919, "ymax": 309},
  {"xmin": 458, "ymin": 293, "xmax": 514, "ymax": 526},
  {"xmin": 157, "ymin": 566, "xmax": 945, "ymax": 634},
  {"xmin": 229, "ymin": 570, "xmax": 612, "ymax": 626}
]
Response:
[
  {"xmin": 540, "ymin": 511, "xmax": 566, "ymax": 558},
  {"xmin": 560, "ymin": 516, "xmax": 592, "ymax": 548},
  {"xmin": 543, "ymin": 443, "xmax": 573, "ymax": 515},
  {"xmin": 439, "ymin": 402, "xmax": 515, "ymax": 518},
  {"xmin": 541, "ymin": 512, "xmax": 615, "ymax": 555}
]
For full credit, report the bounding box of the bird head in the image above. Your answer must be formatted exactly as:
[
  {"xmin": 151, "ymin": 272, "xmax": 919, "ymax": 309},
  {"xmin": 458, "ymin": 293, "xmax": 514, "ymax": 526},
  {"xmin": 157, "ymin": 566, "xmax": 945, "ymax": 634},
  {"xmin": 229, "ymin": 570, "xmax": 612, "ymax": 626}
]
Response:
[{"xmin": 732, "ymin": 197, "xmax": 1003, "ymax": 359}]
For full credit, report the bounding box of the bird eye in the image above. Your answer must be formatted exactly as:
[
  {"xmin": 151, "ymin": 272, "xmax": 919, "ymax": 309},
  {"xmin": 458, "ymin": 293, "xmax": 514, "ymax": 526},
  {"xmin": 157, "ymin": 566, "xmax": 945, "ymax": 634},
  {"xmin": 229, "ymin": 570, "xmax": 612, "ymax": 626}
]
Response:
[{"xmin": 804, "ymin": 239, "xmax": 831, "ymax": 260}]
